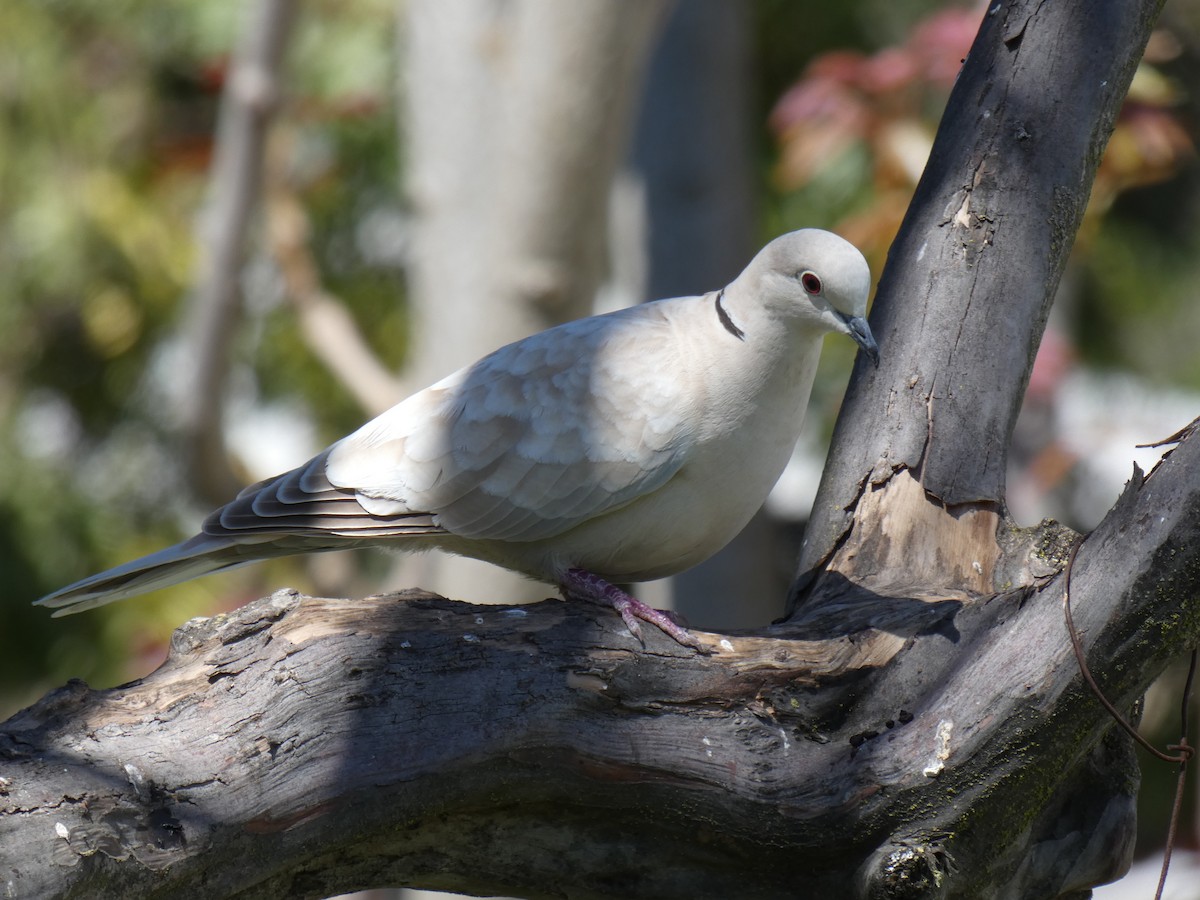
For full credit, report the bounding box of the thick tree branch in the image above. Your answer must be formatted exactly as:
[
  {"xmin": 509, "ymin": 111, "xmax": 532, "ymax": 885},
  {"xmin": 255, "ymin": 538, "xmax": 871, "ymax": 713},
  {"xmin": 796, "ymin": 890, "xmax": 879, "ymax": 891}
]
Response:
[{"xmin": 2, "ymin": 425, "xmax": 1199, "ymax": 897}]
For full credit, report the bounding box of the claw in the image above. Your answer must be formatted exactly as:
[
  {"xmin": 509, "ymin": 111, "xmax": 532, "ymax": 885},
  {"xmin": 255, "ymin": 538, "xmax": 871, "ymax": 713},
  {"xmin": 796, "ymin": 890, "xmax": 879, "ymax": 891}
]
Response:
[{"xmin": 562, "ymin": 568, "xmax": 705, "ymax": 651}]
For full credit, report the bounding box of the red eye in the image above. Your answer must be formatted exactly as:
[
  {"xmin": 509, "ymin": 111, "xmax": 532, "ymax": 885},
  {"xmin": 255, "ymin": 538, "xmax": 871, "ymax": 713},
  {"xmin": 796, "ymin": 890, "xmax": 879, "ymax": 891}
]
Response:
[{"xmin": 801, "ymin": 272, "xmax": 822, "ymax": 294}]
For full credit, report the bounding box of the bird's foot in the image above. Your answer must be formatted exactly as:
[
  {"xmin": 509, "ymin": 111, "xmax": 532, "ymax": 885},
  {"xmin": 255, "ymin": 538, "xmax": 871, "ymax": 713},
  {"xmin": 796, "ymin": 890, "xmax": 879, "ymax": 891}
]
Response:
[{"xmin": 562, "ymin": 568, "xmax": 705, "ymax": 651}]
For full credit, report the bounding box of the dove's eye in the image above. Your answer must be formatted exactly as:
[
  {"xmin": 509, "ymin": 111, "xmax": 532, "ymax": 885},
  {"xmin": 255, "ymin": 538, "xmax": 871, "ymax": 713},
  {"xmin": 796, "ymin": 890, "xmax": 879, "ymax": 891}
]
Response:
[{"xmin": 800, "ymin": 271, "xmax": 822, "ymax": 295}]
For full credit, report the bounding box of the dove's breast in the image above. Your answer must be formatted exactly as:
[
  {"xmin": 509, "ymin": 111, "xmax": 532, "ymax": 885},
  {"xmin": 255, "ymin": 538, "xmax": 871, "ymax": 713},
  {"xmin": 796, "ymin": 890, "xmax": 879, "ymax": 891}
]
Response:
[{"xmin": 471, "ymin": 319, "xmax": 829, "ymax": 584}]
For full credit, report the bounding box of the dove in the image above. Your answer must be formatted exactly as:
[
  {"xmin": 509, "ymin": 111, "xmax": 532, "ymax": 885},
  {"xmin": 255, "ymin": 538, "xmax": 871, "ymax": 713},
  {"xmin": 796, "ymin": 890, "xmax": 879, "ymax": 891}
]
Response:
[{"xmin": 36, "ymin": 228, "xmax": 877, "ymax": 648}]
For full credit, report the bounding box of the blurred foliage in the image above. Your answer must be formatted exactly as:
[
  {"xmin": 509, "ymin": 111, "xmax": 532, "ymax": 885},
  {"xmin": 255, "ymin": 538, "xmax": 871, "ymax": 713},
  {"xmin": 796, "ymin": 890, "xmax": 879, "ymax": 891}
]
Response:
[
  {"xmin": 0, "ymin": 0, "xmax": 400, "ymax": 713},
  {"xmin": 764, "ymin": 0, "xmax": 1200, "ymax": 457},
  {"xmin": 767, "ymin": 3, "xmax": 1196, "ymax": 277}
]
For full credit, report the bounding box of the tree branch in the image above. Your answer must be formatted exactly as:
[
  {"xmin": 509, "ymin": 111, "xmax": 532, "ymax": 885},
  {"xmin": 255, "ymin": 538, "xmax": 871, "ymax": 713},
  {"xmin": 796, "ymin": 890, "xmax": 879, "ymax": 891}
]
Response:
[
  {"xmin": 795, "ymin": 0, "xmax": 1166, "ymax": 599},
  {"xmin": 264, "ymin": 134, "xmax": 406, "ymax": 417},
  {"xmin": 176, "ymin": 0, "xmax": 297, "ymax": 504},
  {"xmin": 3, "ymin": 424, "xmax": 1198, "ymax": 897}
]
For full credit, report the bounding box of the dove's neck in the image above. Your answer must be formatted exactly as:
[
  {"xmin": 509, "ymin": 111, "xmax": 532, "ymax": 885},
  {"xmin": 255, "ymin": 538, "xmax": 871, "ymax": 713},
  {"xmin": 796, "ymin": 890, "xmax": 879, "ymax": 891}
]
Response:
[
  {"xmin": 716, "ymin": 277, "xmax": 759, "ymax": 336},
  {"xmin": 687, "ymin": 284, "xmax": 826, "ymax": 439},
  {"xmin": 718, "ymin": 274, "xmax": 829, "ymax": 350}
]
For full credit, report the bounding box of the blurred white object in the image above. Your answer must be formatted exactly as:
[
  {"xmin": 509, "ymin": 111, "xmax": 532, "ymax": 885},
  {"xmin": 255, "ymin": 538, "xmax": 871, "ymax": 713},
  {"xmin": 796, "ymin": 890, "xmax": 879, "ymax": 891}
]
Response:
[{"xmin": 1093, "ymin": 852, "xmax": 1200, "ymax": 900}]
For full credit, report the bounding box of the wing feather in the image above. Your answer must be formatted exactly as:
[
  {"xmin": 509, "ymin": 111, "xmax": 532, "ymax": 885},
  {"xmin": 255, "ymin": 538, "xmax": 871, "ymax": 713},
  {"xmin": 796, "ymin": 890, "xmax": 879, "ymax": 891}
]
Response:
[
  {"xmin": 187, "ymin": 300, "xmax": 695, "ymax": 546},
  {"xmin": 325, "ymin": 301, "xmax": 696, "ymax": 543}
]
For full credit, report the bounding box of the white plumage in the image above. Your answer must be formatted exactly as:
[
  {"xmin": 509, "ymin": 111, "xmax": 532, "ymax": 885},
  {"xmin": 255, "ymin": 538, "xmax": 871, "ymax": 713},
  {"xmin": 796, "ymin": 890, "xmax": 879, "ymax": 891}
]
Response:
[{"xmin": 37, "ymin": 228, "xmax": 877, "ymax": 647}]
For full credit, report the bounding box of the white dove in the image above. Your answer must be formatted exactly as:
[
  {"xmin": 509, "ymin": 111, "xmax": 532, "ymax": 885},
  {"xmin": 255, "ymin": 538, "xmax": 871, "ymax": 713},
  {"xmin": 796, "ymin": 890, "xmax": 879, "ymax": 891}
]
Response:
[{"xmin": 37, "ymin": 229, "xmax": 877, "ymax": 648}]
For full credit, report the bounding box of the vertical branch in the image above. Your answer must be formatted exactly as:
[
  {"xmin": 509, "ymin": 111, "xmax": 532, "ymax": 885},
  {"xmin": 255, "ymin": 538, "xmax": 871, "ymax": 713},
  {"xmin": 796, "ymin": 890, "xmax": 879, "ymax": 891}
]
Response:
[
  {"xmin": 792, "ymin": 0, "xmax": 1166, "ymax": 610},
  {"xmin": 176, "ymin": 0, "xmax": 297, "ymax": 504},
  {"xmin": 263, "ymin": 132, "xmax": 404, "ymax": 418},
  {"xmin": 401, "ymin": 0, "xmax": 672, "ymax": 389},
  {"xmin": 488, "ymin": 0, "xmax": 673, "ymax": 324}
]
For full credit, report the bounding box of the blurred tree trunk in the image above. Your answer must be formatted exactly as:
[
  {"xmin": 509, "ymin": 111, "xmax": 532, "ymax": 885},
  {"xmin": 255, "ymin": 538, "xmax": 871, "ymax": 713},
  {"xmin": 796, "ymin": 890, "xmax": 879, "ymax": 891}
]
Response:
[
  {"xmin": 395, "ymin": 0, "xmax": 671, "ymax": 604},
  {"xmin": 177, "ymin": 0, "xmax": 297, "ymax": 505},
  {"xmin": 4, "ymin": 1, "xmax": 1197, "ymax": 899},
  {"xmin": 622, "ymin": 0, "xmax": 781, "ymax": 631}
]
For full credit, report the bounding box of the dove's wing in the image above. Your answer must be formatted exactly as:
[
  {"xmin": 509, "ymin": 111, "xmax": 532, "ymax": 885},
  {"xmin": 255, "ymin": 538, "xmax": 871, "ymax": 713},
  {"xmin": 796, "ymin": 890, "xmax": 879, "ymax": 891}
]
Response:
[
  {"xmin": 200, "ymin": 452, "xmax": 439, "ymax": 538},
  {"xmin": 178, "ymin": 301, "xmax": 693, "ymax": 551},
  {"xmin": 321, "ymin": 301, "xmax": 697, "ymax": 543}
]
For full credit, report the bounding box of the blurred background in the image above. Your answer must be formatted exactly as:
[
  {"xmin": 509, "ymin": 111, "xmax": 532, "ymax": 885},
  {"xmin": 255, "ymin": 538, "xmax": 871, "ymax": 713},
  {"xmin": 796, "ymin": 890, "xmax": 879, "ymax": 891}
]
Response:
[{"xmin": 1, "ymin": 0, "xmax": 1198, "ymax": 896}]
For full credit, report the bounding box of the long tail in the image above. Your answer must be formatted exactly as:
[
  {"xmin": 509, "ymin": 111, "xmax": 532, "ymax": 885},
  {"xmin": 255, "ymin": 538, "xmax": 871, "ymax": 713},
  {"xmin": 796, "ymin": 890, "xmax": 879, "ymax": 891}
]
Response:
[
  {"xmin": 33, "ymin": 534, "xmax": 277, "ymax": 617},
  {"xmin": 35, "ymin": 450, "xmax": 443, "ymax": 617}
]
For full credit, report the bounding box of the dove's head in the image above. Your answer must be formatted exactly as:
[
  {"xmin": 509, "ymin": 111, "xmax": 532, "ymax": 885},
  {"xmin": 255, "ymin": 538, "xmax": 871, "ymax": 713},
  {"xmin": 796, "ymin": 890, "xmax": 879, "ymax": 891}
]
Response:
[{"xmin": 750, "ymin": 229, "xmax": 878, "ymax": 365}]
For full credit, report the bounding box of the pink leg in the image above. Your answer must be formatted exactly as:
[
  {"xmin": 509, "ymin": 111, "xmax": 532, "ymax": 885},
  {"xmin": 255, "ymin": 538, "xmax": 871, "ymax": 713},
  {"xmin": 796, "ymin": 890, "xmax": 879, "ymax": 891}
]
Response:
[{"xmin": 562, "ymin": 568, "xmax": 704, "ymax": 651}]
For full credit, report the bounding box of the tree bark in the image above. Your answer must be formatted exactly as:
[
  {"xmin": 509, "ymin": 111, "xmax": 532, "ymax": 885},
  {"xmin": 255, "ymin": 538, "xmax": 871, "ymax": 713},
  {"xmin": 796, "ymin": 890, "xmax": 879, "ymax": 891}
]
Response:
[
  {"xmin": 3, "ymin": 1, "xmax": 1193, "ymax": 898},
  {"xmin": 795, "ymin": 0, "xmax": 1167, "ymax": 600},
  {"xmin": 2, "ymin": 447, "xmax": 1198, "ymax": 899}
]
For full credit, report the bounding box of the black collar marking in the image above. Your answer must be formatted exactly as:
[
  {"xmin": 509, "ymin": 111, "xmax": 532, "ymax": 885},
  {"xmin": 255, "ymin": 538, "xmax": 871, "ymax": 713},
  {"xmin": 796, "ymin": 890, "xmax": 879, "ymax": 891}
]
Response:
[{"xmin": 714, "ymin": 289, "xmax": 745, "ymax": 341}]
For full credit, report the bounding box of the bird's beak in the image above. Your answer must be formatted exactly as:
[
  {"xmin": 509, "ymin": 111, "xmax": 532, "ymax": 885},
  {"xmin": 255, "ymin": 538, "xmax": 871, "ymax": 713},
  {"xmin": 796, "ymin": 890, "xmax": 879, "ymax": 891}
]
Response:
[{"xmin": 839, "ymin": 313, "xmax": 880, "ymax": 367}]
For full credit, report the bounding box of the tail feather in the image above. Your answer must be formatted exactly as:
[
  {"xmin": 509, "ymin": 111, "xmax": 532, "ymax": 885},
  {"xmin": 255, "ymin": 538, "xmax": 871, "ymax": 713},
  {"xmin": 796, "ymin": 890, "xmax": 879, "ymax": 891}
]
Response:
[
  {"xmin": 34, "ymin": 534, "xmax": 272, "ymax": 617},
  {"xmin": 35, "ymin": 449, "xmax": 447, "ymax": 617}
]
